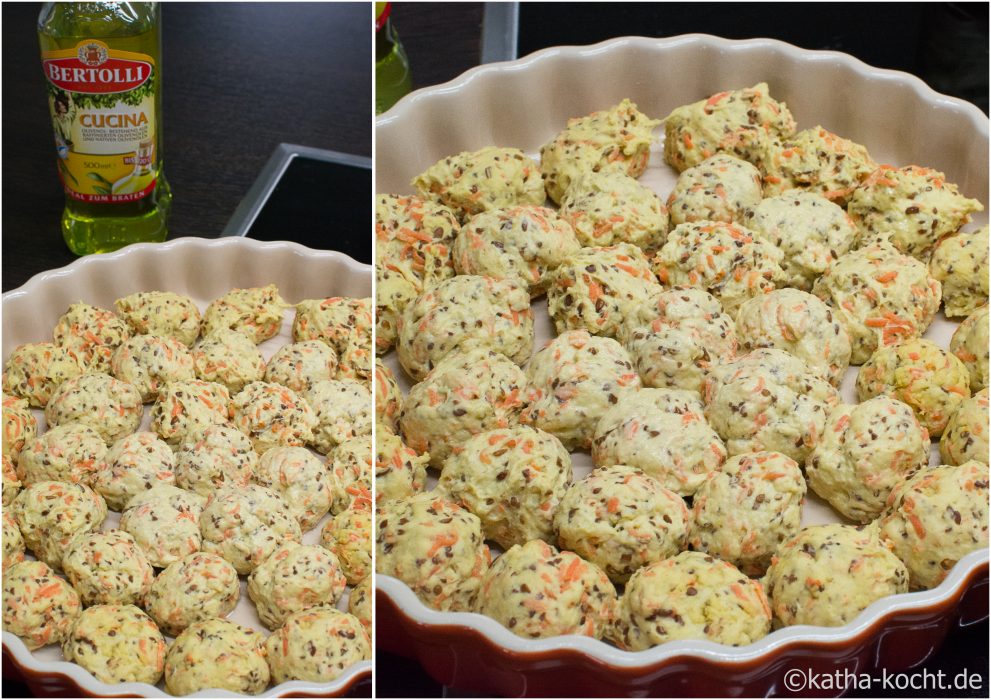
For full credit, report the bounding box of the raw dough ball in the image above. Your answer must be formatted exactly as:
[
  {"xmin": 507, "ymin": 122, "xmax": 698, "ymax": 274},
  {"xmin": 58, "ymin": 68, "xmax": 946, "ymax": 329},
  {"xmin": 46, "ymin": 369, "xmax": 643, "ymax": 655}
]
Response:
[
  {"xmin": 592, "ymin": 388, "xmax": 726, "ymax": 496},
  {"xmin": 735, "ymin": 288, "xmax": 852, "ymax": 386},
  {"xmin": 559, "ymin": 170, "xmax": 668, "ymax": 250},
  {"xmin": 438, "ymin": 425, "xmax": 572, "ymax": 548},
  {"xmin": 292, "ymin": 297, "xmax": 374, "ymax": 380},
  {"xmin": 320, "ymin": 503, "xmax": 372, "ymax": 584},
  {"xmin": 453, "ymin": 205, "xmax": 581, "ymax": 295},
  {"xmin": 2, "ymin": 393, "xmax": 37, "ymax": 465},
  {"xmin": 375, "ymin": 194, "xmax": 459, "ymax": 353},
  {"xmin": 305, "ymin": 379, "xmax": 373, "ymax": 454},
  {"xmin": 44, "ymin": 372, "xmax": 142, "ymax": 444},
  {"xmin": 191, "ymin": 328, "xmax": 266, "ymax": 393},
  {"xmin": 143, "ymin": 551, "xmax": 240, "ymax": 636},
  {"xmin": 91, "ymin": 431, "xmax": 175, "ymax": 511},
  {"xmin": 951, "ymin": 305, "xmax": 989, "ymax": 392},
  {"xmin": 878, "ymin": 461, "xmax": 989, "ymax": 589},
  {"xmin": 929, "ymin": 226, "xmax": 989, "ymax": 318},
  {"xmin": 199, "ymin": 483, "xmax": 302, "ymax": 575},
  {"xmin": 856, "ymin": 338, "xmax": 971, "ymax": 437},
  {"xmin": 247, "ymin": 543, "xmax": 347, "ymax": 629},
  {"xmin": 265, "ymin": 607, "xmax": 371, "ymax": 684},
  {"xmin": 397, "ymin": 274, "xmax": 533, "ymax": 381},
  {"xmin": 2, "ymin": 342, "xmax": 88, "ymax": 408},
  {"xmin": 374, "ymin": 358, "xmax": 403, "ymax": 431},
  {"xmin": 349, "ymin": 576, "xmax": 372, "ymax": 631},
  {"xmin": 53, "ymin": 301, "xmax": 130, "ymax": 372},
  {"xmin": 254, "ymin": 446, "xmax": 334, "ymax": 530},
  {"xmin": 523, "ymin": 330, "xmax": 640, "ymax": 450},
  {"xmin": 18, "ymin": 422, "xmax": 106, "ymax": 487},
  {"xmin": 329, "ymin": 435, "xmax": 374, "ymax": 513},
  {"xmin": 12, "ymin": 480, "xmax": 106, "ymax": 569},
  {"xmin": 3, "ymin": 510, "xmax": 25, "ymax": 569},
  {"xmin": 2, "ymin": 455, "xmax": 21, "ymax": 507},
  {"xmin": 164, "ymin": 619, "xmax": 269, "ymax": 695},
  {"xmin": 232, "ymin": 381, "xmax": 316, "ymax": 453},
  {"xmin": 667, "ymin": 154, "xmax": 762, "ymax": 226},
  {"xmin": 663, "ymin": 83, "xmax": 796, "ymax": 172},
  {"xmin": 849, "ymin": 165, "xmax": 984, "ymax": 260},
  {"xmin": 149, "ymin": 379, "xmax": 232, "ymax": 447},
  {"xmin": 546, "ymin": 243, "xmax": 661, "ymax": 338},
  {"xmin": 413, "ymin": 146, "xmax": 545, "ymax": 217},
  {"xmin": 808, "ymin": 397, "xmax": 930, "ymax": 523},
  {"xmin": 761, "ymin": 126, "xmax": 876, "ymax": 205},
  {"xmin": 62, "ymin": 530, "xmax": 154, "ymax": 606},
  {"xmin": 115, "ymin": 290, "xmax": 202, "ymax": 346},
  {"xmin": 541, "ymin": 99, "xmax": 659, "ymax": 204},
  {"xmin": 703, "ymin": 348, "xmax": 840, "ymax": 462},
  {"xmin": 120, "ymin": 485, "xmax": 206, "ymax": 568},
  {"xmin": 376, "ymin": 493, "xmax": 490, "ymax": 611},
  {"xmin": 652, "ymin": 221, "xmax": 784, "ymax": 315},
  {"xmin": 811, "ymin": 243, "xmax": 941, "ymax": 365},
  {"xmin": 763, "ymin": 524, "xmax": 908, "ymax": 627},
  {"xmin": 62, "ymin": 604, "xmax": 166, "ymax": 685},
  {"xmin": 690, "ymin": 451, "xmax": 806, "ymax": 576},
  {"xmin": 941, "ymin": 389, "xmax": 989, "ymax": 466},
  {"xmin": 400, "ymin": 347, "xmax": 528, "ymax": 466},
  {"xmin": 555, "ymin": 464, "xmax": 689, "ymax": 583},
  {"xmin": 620, "ymin": 287, "xmax": 737, "ymax": 394},
  {"xmin": 264, "ymin": 340, "xmax": 338, "ymax": 393},
  {"xmin": 476, "ymin": 539, "xmax": 617, "ymax": 639},
  {"xmin": 175, "ymin": 424, "xmax": 257, "ymax": 496},
  {"xmin": 110, "ymin": 334, "xmax": 195, "ymax": 402},
  {"xmin": 609, "ymin": 551, "xmax": 771, "ymax": 649},
  {"xmin": 375, "ymin": 426, "xmax": 428, "ymax": 504},
  {"xmin": 201, "ymin": 284, "xmax": 287, "ymax": 343},
  {"xmin": 743, "ymin": 191, "xmax": 858, "ymax": 290},
  {"xmin": 2, "ymin": 560, "xmax": 81, "ymax": 649}
]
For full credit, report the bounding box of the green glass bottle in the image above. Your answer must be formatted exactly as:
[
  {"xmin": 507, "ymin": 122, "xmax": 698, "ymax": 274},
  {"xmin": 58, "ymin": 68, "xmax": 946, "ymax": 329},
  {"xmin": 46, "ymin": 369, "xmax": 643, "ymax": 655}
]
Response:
[{"xmin": 375, "ymin": 2, "xmax": 412, "ymax": 114}]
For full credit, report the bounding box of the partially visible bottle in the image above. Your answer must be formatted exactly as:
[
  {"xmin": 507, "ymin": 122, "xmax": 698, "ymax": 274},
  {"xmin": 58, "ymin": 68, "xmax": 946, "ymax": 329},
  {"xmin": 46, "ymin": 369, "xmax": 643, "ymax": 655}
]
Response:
[
  {"xmin": 375, "ymin": 2, "xmax": 412, "ymax": 114},
  {"xmin": 38, "ymin": 2, "xmax": 172, "ymax": 255}
]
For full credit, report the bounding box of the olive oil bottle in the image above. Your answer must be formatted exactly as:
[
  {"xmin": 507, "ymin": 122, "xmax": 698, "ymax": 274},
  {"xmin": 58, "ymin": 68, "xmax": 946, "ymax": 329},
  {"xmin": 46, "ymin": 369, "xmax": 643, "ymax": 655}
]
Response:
[
  {"xmin": 375, "ymin": 2, "xmax": 412, "ymax": 114},
  {"xmin": 38, "ymin": 2, "xmax": 171, "ymax": 255}
]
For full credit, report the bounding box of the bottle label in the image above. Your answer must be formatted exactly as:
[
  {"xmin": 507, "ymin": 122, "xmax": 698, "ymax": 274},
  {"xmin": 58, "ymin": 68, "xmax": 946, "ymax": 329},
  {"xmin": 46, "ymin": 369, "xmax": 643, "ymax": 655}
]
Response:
[{"xmin": 42, "ymin": 40, "xmax": 157, "ymax": 203}]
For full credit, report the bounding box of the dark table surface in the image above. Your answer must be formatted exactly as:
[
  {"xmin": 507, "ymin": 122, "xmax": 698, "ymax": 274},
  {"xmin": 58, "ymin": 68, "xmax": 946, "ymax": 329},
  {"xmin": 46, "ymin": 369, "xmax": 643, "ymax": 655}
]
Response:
[
  {"xmin": 378, "ymin": 2, "xmax": 989, "ymax": 698},
  {"xmin": 2, "ymin": 1, "xmax": 371, "ymax": 292}
]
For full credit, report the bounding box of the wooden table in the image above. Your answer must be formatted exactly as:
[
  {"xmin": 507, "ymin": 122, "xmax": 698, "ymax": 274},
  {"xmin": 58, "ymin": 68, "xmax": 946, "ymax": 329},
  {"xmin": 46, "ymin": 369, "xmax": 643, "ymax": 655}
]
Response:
[{"xmin": 2, "ymin": 1, "xmax": 371, "ymax": 292}]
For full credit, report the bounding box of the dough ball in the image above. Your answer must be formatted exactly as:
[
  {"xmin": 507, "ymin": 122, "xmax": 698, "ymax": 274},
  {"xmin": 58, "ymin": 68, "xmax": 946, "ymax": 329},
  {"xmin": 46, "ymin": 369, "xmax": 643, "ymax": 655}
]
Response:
[
  {"xmin": 319, "ymin": 503, "xmax": 372, "ymax": 584},
  {"xmin": 53, "ymin": 301, "xmax": 130, "ymax": 372},
  {"xmin": 62, "ymin": 530, "xmax": 154, "ymax": 606},
  {"xmin": 247, "ymin": 543, "xmax": 347, "ymax": 630},
  {"xmin": 201, "ymin": 283, "xmax": 287, "ymax": 343},
  {"xmin": 175, "ymin": 424, "xmax": 257, "ymax": 496},
  {"xmin": 91, "ymin": 431, "xmax": 175, "ymax": 510},
  {"xmin": 3, "ymin": 509, "xmax": 25, "ymax": 569},
  {"xmin": 704, "ymin": 348, "xmax": 840, "ymax": 462},
  {"xmin": 199, "ymin": 483, "xmax": 302, "ymax": 575},
  {"xmin": 349, "ymin": 576, "xmax": 372, "ymax": 631},
  {"xmin": 12, "ymin": 480, "xmax": 106, "ymax": 569},
  {"xmin": 559, "ymin": 170, "xmax": 668, "ymax": 250},
  {"xmin": 62, "ymin": 604, "xmax": 166, "ymax": 685},
  {"xmin": 254, "ymin": 446, "xmax": 334, "ymax": 530},
  {"xmin": 941, "ymin": 389, "xmax": 989, "ymax": 466},
  {"xmin": 2, "ymin": 455, "xmax": 21, "ymax": 508},
  {"xmin": 264, "ymin": 340, "xmax": 338, "ymax": 393},
  {"xmin": 400, "ymin": 347, "xmax": 528, "ymax": 466},
  {"xmin": 812, "ymin": 243, "xmax": 941, "ymax": 365},
  {"xmin": 555, "ymin": 464, "xmax": 689, "ymax": 583},
  {"xmin": 652, "ymin": 221, "xmax": 784, "ymax": 315},
  {"xmin": 374, "ymin": 358, "xmax": 403, "ymax": 431},
  {"xmin": 547, "ymin": 243, "xmax": 661, "ymax": 338},
  {"xmin": 376, "ymin": 493, "xmax": 490, "ymax": 611},
  {"xmin": 110, "ymin": 334, "xmax": 195, "ymax": 402},
  {"xmin": 2, "ymin": 393, "xmax": 37, "ymax": 466},
  {"xmin": 950, "ymin": 305, "xmax": 989, "ymax": 392},
  {"xmin": 2, "ymin": 341, "xmax": 88, "ymax": 408},
  {"xmin": 763, "ymin": 524, "xmax": 908, "ymax": 627},
  {"xmin": 265, "ymin": 607, "xmax": 371, "ymax": 684},
  {"xmin": 929, "ymin": 225, "xmax": 989, "ymax": 318},
  {"xmin": 856, "ymin": 338, "xmax": 970, "ymax": 437},
  {"xmin": 305, "ymin": 379, "xmax": 373, "ymax": 454},
  {"xmin": 143, "ymin": 551, "xmax": 240, "ymax": 636},
  {"xmin": 329, "ymin": 435, "xmax": 373, "ymax": 513},
  {"xmin": 191, "ymin": 328, "xmax": 266, "ymax": 393},
  {"xmin": 164, "ymin": 619, "xmax": 269, "ymax": 695},
  {"xmin": 592, "ymin": 388, "xmax": 726, "ymax": 496},
  {"xmin": 609, "ymin": 551, "xmax": 771, "ymax": 649},
  {"xmin": 232, "ymin": 381, "xmax": 316, "ymax": 453},
  {"xmin": 149, "ymin": 378, "xmax": 232, "ymax": 447},
  {"xmin": 2, "ymin": 560, "xmax": 81, "ymax": 649},
  {"xmin": 114, "ymin": 290, "xmax": 201, "ymax": 346},
  {"xmin": 453, "ymin": 205, "xmax": 581, "ymax": 295},
  {"xmin": 690, "ymin": 451, "xmax": 805, "ymax": 575},
  {"xmin": 119, "ymin": 485, "xmax": 206, "ymax": 568},
  {"xmin": 850, "ymin": 165, "xmax": 984, "ymax": 260},
  {"xmin": 541, "ymin": 99, "xmax": 658, "ymax": 204},
  {"xmin": 523, "ymin": 330, "xmax": 640, "ymax": 450},
  {"xmin": 292, "ymin": 297, "xmax": 374, "ymax": 380},
  {"xmin": 438, "ymin": 425, "xmax": 572, "ymax": 548},
  {"xmin": 18, "ymin": 422, "xmax": 105, "ymax": 487},
  {"xmin": 476, "ymin": 540, "xmax": 617, "ymax": 639},
  {"xmin": 735, "ymin": 288, "xmax": 852, "ymax": 386},
  {"xmin": 44, "ymin": 372, "xmax": 142, "ymax": 444},
  {"xmin": 808, "ymin": 397, "xmax": 930, "ymax": 523},
  {"xmin": 375, "ymin": 425, "xmax": 428, "ymax": 505},
  {"xmin": 667, "ymin": 154, "xmax": 762, "ymax": 226}
]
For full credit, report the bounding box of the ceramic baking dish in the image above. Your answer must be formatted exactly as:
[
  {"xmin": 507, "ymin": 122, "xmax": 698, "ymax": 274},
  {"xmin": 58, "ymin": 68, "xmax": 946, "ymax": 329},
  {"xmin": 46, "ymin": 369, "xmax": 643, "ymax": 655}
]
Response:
[
  {"xmin": 2, "ymin": 237, "xmax": 373, "ymax": 697},
  {"xmin": 375, "ymin": 34, "xmax": 989, "ymax": 696}
]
